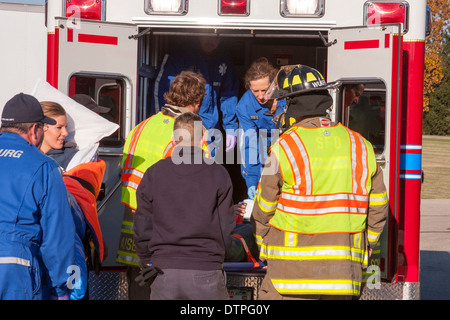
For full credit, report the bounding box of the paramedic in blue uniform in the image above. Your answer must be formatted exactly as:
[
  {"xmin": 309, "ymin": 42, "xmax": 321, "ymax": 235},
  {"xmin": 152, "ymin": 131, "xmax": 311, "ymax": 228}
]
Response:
[
  {"xmin": 152, "ymin": 36, "xmax": 239, "ymax": 153},
  {"xmin": 0, "ymin": 93, "xmax": 77, "ymax": 300},
  {"xmin": 236, "ymin": 58, "xmax": 286, "ymax": 200}
]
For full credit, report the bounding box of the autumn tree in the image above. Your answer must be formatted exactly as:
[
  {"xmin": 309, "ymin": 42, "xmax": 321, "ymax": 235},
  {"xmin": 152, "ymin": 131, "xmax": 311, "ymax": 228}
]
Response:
[
  {"xmin": 423, "ymin": 32, "xmax": 450, "ymax": 135},
  {"xmin": 424, "ymin": 0, "xmax": 450, "ymax": 111}
]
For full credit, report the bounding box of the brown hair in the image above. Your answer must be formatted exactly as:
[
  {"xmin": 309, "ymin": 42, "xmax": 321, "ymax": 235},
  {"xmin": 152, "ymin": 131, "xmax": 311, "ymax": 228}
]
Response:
[
  {"xmin": 40, "ymin": 101, "xmax": 66, "ymax": 118},
  {"xmin": 164, "ymin": 71, "xmax": 206, "ymax": 107},
  {"xmin": 244, "ymin": 57, "xmax": 278, "ymax": 90}
]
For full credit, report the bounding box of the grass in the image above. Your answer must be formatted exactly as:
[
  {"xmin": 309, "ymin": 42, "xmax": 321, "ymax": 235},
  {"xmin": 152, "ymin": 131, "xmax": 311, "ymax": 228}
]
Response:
[{"xmin": 421, "ymin": 136, "xmax": 450, "ymax": 199}]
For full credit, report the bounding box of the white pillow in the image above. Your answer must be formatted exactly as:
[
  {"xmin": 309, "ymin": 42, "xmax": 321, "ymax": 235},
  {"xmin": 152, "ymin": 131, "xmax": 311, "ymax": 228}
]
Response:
[{"xmin": 31, "ymin": 79, "xmax": 119, "ymax": 150}]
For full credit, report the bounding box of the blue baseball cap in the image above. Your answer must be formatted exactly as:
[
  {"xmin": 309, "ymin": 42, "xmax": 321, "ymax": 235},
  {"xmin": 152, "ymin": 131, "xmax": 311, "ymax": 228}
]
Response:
[{"xmin": 1, "ymin": 93, "xmax": 56, "ymax": 125}]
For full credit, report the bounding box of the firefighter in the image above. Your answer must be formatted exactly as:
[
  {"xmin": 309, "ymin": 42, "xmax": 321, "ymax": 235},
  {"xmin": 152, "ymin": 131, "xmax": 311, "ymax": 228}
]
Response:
[
  {"xmin": 236, "ymin": 57, "xmax": 286, "ymax": 200},
  {"xmin": 251, "ymin": 65, "xmax": 389, "ymax": 300},
  {"xmin": 118, "ymin": 71, "xmax": 206, "ymax": 299},
  {"xmin": 0, "ymin": 93, "xmax": 77, "ymax": 300},
  {"xmin": 152, "ymin": 36, "xmax": 239, "ymax": 153}
]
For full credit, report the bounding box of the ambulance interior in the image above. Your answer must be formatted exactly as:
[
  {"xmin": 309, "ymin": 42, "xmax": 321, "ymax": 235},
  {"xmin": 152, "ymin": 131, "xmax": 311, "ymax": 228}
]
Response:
[
  {"xmin": 70, "ymin": 30, "xmax": 386, "ymax": 156},
  {"xmin": 69, "ymin": 30, "xmax": 389, "ymax": 272}
]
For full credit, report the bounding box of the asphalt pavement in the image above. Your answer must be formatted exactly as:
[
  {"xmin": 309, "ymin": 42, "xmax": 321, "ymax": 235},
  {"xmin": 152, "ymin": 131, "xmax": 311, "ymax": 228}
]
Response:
[{"xmin": 420, "ymin": 199, "xmax": 450, "ymax": 300}]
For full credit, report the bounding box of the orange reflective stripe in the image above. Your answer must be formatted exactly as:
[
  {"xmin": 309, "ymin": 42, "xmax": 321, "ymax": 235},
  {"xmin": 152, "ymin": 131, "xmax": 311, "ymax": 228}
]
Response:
[
  {"xmin": 124, "ymin": 117, "xmax": 151, "ymax": 169},
  {"xmin": 346, "ymin": 129, "xmax": 369, "ymax": 195},
  {"xmin": 278, "ymin": 192, "xmax": 369, "ymax": 215},
  {"xmin": 280, "ymin": 130, "xmax": 312, "ymax": 195},
  {"xmin": 162, "ymin": 141, "xmax": 174, "ymax": 159}
]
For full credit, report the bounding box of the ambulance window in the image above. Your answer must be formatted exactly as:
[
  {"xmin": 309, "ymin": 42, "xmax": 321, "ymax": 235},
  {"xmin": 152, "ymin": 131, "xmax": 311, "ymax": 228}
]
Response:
[
  {"xmin": 68, "ymin": 75, "xmax": 124, "ymax": 147},
  {"xmin": 341, "ymin": 82, "xmax": 386, "ymax": 154}
]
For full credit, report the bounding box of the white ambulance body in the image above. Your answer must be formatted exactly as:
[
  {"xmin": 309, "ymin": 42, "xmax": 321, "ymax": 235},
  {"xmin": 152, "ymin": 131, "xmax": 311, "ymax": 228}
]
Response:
[{"xmin": 1, "ymin": 0, "xmax": 430, "ymax": 300}]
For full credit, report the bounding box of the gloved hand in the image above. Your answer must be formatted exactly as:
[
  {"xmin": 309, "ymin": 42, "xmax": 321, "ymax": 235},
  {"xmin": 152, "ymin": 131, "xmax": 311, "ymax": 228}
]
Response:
[
  {"xmin": 247, "ymin": 186, "xmax": 256, "ymax": 200},
  {"xmin": 135, "ymin": 263, "xmax": 164, "ymax": 287},
  {"xmin": 225, "ymin": 134, "xmax": 237, "ymax": 152}
]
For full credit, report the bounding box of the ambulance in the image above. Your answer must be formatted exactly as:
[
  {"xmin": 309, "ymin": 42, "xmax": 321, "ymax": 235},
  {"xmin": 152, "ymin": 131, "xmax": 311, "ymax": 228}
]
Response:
[{"xmin": 0, "ymin": 0, "xmax": 431, "ymax": 300}]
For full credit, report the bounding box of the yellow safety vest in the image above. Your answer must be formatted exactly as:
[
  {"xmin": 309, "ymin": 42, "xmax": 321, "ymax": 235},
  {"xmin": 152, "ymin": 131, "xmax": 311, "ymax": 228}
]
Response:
[
  {"xmin": 121, "ymin": 112, "xmax": 175, "ymax": 210},
  {"xmin": 117, "ymin": 112, "xmax": 175, "ymax": 266},
  {"xmin": 269, "ymin": 123, "xmax": 378, "ymax": 234},
  {"xmin": 117, "ymin": 109, "xmax": 211, "ymax": 266}
]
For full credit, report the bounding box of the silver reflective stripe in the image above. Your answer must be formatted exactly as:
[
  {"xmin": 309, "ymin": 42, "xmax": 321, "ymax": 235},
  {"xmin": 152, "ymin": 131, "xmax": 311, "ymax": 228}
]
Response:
[
  {"xmin": 0, "ymin": 257, "xmax": 31, "ymax": 267},
  {"xmin": 290, "ymin": 131, "xmax": 312, "ymax": 195},
  {"xmin": 121, "ymin": 169, "xmax": 144, "ymax": 178},
  {"xmin": 280, "ymin": 139, "xmax": 301, "ymax": 194},
  {"xmin": 282, "ymin": 192, "xmax": 368, "ymax": 202},
  {"xmin": 122, "ymin": 180, "xmax": 139, "ymax": 189},
  {"xmin": 277, "ymin": 203, "xmax": 367, "ymax": 215}
]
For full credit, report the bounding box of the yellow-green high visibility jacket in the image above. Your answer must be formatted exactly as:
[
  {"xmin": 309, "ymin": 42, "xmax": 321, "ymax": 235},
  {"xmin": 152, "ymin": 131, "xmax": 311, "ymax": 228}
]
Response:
[
  {"xmin": 117, "ymin": 105, "xmax": 191, "ymax": 266},
  {"xmin": 251, "ymin": 116, "xmax": 389, "ymax": 298},
  {"xmin": 269, "ymin": 122, "xmax": 378, "ymax": 234}
]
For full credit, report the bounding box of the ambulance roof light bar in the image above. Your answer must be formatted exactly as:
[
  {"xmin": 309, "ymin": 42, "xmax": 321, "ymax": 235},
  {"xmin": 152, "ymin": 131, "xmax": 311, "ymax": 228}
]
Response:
[
  {"xmin": 280, "ymin": 0, "xmax": 325, "ymax": 18},
  {"xmin": 364, "ymin": 1, "xmax": 409, "ymax": 34},
  {"xmin": 145, "ymin": 0, "xmax": 188, "ymax": 15},
  {"xmin": 64, "ymin": 0, "xmax": 106, "ymax": 21},
  {"xmin": 219, "ymin": 0, "xmax": 249, "ymax": 16}
]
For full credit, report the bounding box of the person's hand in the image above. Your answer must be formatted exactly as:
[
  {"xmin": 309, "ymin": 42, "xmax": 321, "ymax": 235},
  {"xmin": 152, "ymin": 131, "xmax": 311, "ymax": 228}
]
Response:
[
  {"xmin": 234, "ymin": 202, "xmax": 246, "ymax": 217},
  {"xmin": 225, "ymin": 134, "xmax": 237, "ymax": 152},
  {"xmin": 247, "ymin": 186, "xmax": 256, "ymax": 200}
]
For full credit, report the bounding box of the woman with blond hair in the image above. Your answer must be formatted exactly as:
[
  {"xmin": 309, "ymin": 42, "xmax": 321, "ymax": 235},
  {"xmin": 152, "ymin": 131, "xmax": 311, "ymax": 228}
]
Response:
[{"xmin": 40, "ymin": 100, "xmax": 106, "ymax": 300}]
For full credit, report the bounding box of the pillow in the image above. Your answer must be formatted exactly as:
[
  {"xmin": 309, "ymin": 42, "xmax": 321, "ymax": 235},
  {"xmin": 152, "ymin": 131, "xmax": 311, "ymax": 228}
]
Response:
[{"xmin": 31, "ymin": 79, "xmax": 119, "ymax": 150}]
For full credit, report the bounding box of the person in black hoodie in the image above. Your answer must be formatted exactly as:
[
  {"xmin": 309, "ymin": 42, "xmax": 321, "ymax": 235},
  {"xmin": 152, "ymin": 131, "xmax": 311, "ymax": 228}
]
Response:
[{"xmin": 133, "ymin": 112, "xmax": 235, "ymax": 300}]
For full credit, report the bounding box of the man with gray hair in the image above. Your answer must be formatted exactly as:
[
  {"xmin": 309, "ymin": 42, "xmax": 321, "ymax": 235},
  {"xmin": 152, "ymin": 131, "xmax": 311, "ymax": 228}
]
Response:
[{"xmin": 0, "ymin": 93, "xmax": 78, "ymax": 300}]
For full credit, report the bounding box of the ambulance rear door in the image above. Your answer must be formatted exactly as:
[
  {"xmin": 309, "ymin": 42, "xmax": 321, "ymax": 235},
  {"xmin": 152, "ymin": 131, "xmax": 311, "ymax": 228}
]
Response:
[
  {"xmin": 56, "ymin": 17, "xmax": 138, "ymax": 267},
  {"xmin": 326, "ymin": 24, "xmax": 403, "ymax": 282}
]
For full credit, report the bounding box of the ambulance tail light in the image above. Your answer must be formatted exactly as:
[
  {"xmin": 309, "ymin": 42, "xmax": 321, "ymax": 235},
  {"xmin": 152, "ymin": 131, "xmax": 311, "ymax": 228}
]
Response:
[
  {"xmin": 219, "ymin": 0, "xmax": 249, "ymax": 16},
  {"xmin": 145, "ymin": 0, "xmax": 188, "ymax": 15},
  {"xmin": 280, "ymin": 0, "xmax": 325, "ymax": 17},
  {"xmin": 65, "ymin": 0, "xmax": 105, "ymax": 21},
  {"xmin": 364, "ymin": 1, "xmax": 409, "ymax": 34}
]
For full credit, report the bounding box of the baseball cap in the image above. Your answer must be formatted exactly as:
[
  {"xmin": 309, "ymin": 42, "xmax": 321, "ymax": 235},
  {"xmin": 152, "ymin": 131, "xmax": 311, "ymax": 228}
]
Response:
[
  {"xmin": 71, "ymin": 94, "xmax": 111, "ymax": 114},
  {"xmin": 1, "ymin": 93, "xmax": 56, "ymax": 125}
]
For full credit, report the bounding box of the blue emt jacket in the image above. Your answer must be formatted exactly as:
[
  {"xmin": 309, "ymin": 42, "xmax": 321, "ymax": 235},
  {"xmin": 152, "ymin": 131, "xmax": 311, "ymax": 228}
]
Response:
[
  {"xmin": 236, "ymin": 90, "xmax": 286, "ymax": 189},
  {"xmin": 152, "ymin": 52, "xmax": 239, "ymax": 131},
  {"xmin": 0, "ymin": 133, "xmax": 76, "ymax": 300}
]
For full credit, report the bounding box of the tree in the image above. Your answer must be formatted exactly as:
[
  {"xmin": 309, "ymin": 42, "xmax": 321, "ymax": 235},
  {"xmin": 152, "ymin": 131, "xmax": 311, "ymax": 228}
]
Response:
[
  {"xmin": 424, "ymin": 0, "xmax": 450, "ymax": 111},
  {"xmin": 423, "ymin": 32, "xmax": 450, "ymax": 135}
]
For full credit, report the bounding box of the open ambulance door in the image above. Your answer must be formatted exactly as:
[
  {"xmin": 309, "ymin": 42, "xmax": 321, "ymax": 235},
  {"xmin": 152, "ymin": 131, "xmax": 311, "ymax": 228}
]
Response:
[
  {"xmin": 326, "ymin": 25, "xmax": 403, "ymax": 283},
  {"xmin": 56, "ymin": 18, "xmax": 138, "ymax": 267}
]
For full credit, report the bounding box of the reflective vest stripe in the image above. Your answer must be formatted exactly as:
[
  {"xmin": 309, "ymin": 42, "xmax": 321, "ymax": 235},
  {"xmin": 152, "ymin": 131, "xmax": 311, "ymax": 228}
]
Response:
[
  {"xmin": 120, "ymin": 220, "xmax": 134, "ymax": 234},
  {"xmin": 116, "ymin": 252, "xmax": 140, "ymax": 266},
  {"xmin": 255, "ymin": 193, "xmax": 278, "ymax": 213},
  {"xmin": 367, "ymin": 229, "xmax": 382, "ymax": 244},
  {"xmin": 259, "ymin": 244, "xmax": 367, "ymax": 263},
  {"xmin": 369, "ymin": 191, "xmax": 388, "ymax": 206},
  {"xmin": 278, "ymin": 192, "xmax": 369, "ymax": 214},
  {"xmin": 271, "ymin": 278, "xmax": 361, "ymax": 295},
  {"xmin": 280, "ymin": 131, "xmax": 312, "ymax": 195},
  {"xmin": 124, "ymin": 118, "xmax": 151, "ymax": 170},
  {"xmin": 254, "ymin": 233, "xmax": 263, "ymax": 248},
  {"xmin": 270, "ymin": 125, "xmax": 376, "ymax": 234},
  {"xmin": 346, "ymin": 128, "xmax": 369, "ymax": 195},
  {"xmin": 0, "ymin": 257, "xmax": 31, "ymax": 267},
  {"xmin": 121, "ymin": 169, "xmax": 145, "ymax": 190}
]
